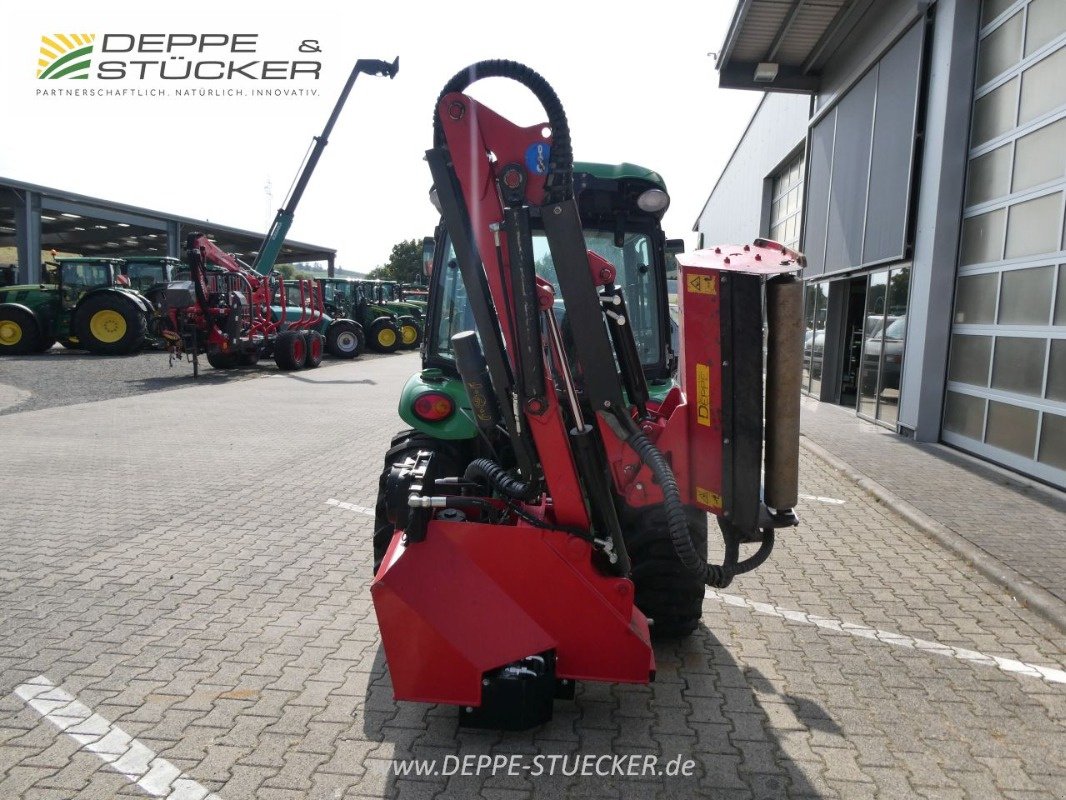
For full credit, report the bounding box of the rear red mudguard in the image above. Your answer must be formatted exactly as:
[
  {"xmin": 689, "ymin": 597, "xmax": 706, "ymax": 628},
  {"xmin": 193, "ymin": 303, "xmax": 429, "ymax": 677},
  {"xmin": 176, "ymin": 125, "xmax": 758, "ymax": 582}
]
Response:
[{"xmin": 371, "ymin": 519, "xmax": 655, "ymax": 707}]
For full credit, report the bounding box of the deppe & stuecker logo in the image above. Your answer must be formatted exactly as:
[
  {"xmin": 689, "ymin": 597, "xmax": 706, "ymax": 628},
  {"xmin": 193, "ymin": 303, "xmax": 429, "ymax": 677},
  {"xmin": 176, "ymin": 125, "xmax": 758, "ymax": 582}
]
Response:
[{"xmin": 35, "ymin": 33, "xmax": 322, "ymax": 81}]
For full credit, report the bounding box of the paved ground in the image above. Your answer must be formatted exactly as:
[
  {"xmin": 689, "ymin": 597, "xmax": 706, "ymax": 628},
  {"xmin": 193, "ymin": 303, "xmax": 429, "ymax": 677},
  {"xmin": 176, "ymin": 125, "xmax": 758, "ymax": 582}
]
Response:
[
  {"xmin": 0, "ymin": 348, "xmax": 391, "ymax": 415},
  {"xmin": 799, "ymin": 398, "xmax": 1066, "ymax": 616},
  {"xmin": 0, "ymin": 353, "xmax": 1063, "ymax": 799}
]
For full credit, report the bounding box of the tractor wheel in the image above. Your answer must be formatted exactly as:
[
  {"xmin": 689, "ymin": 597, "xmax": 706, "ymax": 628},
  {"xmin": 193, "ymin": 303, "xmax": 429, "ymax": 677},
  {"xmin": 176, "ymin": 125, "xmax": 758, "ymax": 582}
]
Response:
[
  {"xmin": 305, "ymin": 331, "xmax": 324, "ymax": 369},
  {"xmin": 0, "ymin": 306, "xmax": 41, "ymax": 355},
  {"xmin": 623, "ymin": 504, "xmax": 709, "ymax": 640},
  {"xmin": 325, "ymin": 320, "xmax": 364, "ymax": 359},
  {"xmin": 35, "ymin": 336, "xmax": 56, "ymax": 353},
  {"xmin": 372, "ymin": 430, "xmax": 465, "ymax": 574},
  {"xmin": 206, "ymin": 349, "xmax": 239, "ymax": 369},
  {"xmin": 74, "ymin": 293, "xmax": 146, "ymax": 355},
  {"xmin": 368, "ymin": 318, "xmax": 401, "ymax": 353},
  {"xmin": 273, "ymin": 330, "xmax": 306, "ymax": 371},
  {"xmin": 59, "ymin": 338, "xmax": 81, "ymax": 350},
  {"xmin": 398, "ymin": 319, "xmax": 423, "ymax": 350}
]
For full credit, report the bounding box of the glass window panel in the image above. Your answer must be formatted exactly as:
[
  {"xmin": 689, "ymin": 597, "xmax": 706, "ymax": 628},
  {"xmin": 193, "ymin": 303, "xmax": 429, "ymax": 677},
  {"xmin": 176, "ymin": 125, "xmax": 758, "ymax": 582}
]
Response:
[
  {"xmin": 972, "ymin": 77, "xmax": 1018, "ymax": 146},
  {"xmin": 978, "ymin": 11, "xmax": 1023, "ymax": 85},
  {"xmin": 771, "ymin": 198, "xmax": 783, "ymax": 225},
  {"xmin": 999, "ymin": 266, "xmax": 1054, "ymax": 323},
  {"xmin": 1025, "ymin": 0, "xmax": 1066, "ymax": 57},
  {"xmin": 1012, "ymin": 118, "xmax": 1066, "ymax": 193},
  {"xmin": 949, "ymin": 334, "xmax": 994, "ymax": 386},
  {"xmin": 1005, "ymin": 193, "xmax": 1062, "ymax": 259},
  {"xmin": 859, "ymin": 272, "xmax": 889, "ymax": 418},
  {"xmin": 954, "ymin": 273, "xmax": 998, "ymax": 323},
  {"xmin": 877, "ymin": 269, "xmax": 910, "ymax": 424},
  {"xmin": 803, "ymin": 284, "xmax": 817, "ymax": 392},
  {"xmin": 1047, "ymin": 339, "xmax": 1066, "ymax": 401},
  {"xmin": 1019, "ymin": 47, "xmax": 1066, "ymax": 126},
  {"xmin": 960, "ymin": 208, "xmax": 1007, "ymax": 265},
  {"xmin": 985, "ymin": 399, "xmax": 1038, "ymax": 456},
  {"xmin": 1039, "ymin": 411, "xmax": 1066, "ymax": 470},
  {"xmin": 992, "ymin": 336, "xmax": 1047, "ymax": 395},
  {"xmin": 967, "ymin": 143, "xmax": 1013, "ymax": 205},
  {"xmin": 1057, "ymin": 265, "xmax": 1066, "ymax": 324},
  {"xmin": 809, "ymin": 282, "xmax": 830, "ymax": 397},
  {"xmin": 982, "ymin": 0, "xmax": 1016, "ymax": 27},
  {"xmin": 944, "ymin": 391, "xmax": 986, "ymax": 439}
]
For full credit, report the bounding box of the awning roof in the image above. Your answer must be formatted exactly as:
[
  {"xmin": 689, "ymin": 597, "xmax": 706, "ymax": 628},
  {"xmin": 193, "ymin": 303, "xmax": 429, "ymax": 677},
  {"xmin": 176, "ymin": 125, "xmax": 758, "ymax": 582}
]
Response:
[
  {"xmin": 0, "ymin": 176, "xmax": 336, "ymax": 264},
  {"xmin": 716, "ymin": 0, "xmax": 870, "ymax": 92}
]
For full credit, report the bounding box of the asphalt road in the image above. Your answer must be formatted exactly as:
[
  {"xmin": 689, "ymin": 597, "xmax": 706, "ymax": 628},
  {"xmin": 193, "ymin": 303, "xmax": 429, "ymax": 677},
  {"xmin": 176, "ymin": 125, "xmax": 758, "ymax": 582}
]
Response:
[{"xmin": 0, "ymin": 352, "xmax": 1063, "ymax": 799}]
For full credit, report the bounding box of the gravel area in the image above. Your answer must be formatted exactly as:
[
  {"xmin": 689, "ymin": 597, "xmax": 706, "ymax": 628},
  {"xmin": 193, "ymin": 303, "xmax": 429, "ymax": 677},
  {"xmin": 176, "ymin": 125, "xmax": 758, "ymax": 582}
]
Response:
[{"xmin": 0, "ymin": 344, "xmax": 395, "ymax": 416}]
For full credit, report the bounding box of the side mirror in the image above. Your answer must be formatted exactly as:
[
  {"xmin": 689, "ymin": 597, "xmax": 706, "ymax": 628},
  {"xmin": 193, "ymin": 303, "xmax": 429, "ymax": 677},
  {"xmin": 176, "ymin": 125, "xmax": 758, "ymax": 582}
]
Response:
[
  {"xmin": 665, "ymin": 239, "xmax": 686, "ymax": 255},
  {"xmin": 422, "ymin": 236, "xmax": 436, "ymax": 277}
]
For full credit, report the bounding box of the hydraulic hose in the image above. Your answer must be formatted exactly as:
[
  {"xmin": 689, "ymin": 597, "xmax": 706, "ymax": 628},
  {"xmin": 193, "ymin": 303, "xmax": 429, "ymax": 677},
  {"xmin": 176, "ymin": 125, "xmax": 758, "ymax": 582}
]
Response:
[
  {"xmin": 432, "ymin": 60, "xmax": 573, "ymax": 204},
  {"xmin": 464, "ymin": 458, "xmax": 540, "ymax": 502},
  {"xmin": 623, "ymin": 417, "xmax": 774, "ymax": 588}
]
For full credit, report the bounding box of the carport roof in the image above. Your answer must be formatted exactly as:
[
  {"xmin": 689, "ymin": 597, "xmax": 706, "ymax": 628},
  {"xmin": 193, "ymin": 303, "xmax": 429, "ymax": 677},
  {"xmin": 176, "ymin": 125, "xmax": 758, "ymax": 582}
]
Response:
[
  {"xmin": 716, "ymin": 0, "xmax": 871, "ymax": 92},
  {"xmin": 0, "ymin": 175, "xmax": 336, "ymax": 263}
]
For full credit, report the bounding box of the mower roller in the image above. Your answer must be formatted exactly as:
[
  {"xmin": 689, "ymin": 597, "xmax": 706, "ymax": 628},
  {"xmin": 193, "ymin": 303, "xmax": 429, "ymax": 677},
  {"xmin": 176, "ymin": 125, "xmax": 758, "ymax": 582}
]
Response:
[{"xmin": 371, "ymin": 60, "xmax": 805, "ymax": 730}]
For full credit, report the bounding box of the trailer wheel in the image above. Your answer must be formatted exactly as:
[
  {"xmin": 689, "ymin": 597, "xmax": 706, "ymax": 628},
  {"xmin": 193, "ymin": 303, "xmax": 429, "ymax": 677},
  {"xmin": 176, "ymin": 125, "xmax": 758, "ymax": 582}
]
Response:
[
  {"xmin": 624, "ymin": 505, "xmax": 709, "ymax": 640},
  {"xmin": 368, "ymin": 318, "xmax": 401, "ymax": 353},
  {"xmin": 372, "ymin": 430, "xmax": 465, "ymax": 574},
  {"xmin": 399, "ymin": 319, "xmax": 423, "ymax": 349},
  {"xmin": 0, "ymin": 306, "xmax": 41, "ymax": 355},
  {"xmin": 274, "ymin": 330, "xmax": 306, "ymax": 371},
  {"xmin": 305, "ymin": 331, "xmax": 324, "ymax": 368},
  {"xmin": 74, "ymin": 293, "xmax": 146, "ymax": 355},
  {"xmin": 325, "ymin": 320, "xmax": 363, "ymax": 359},
  {"xmin": 206, "ymin": 349, "xmax": 239, "ymax": 369}
]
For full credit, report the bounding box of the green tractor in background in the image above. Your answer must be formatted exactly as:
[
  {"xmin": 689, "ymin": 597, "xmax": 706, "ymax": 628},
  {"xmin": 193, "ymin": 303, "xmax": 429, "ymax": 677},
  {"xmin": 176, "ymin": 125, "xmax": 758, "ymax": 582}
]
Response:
[
  {"xmin": 0, "ymin": 257, "xmax": 154, "ymax": 355},
  {"xmin": 366, "ymin": 279, "xmax": 423, "ymax": 348},
  {"xmin": 399, "ymin": 283, "xmax": 428, "ymax": 311},
  {"xmin": 315, "ymin": 277, "xmax": 405, "ymax": 353}
]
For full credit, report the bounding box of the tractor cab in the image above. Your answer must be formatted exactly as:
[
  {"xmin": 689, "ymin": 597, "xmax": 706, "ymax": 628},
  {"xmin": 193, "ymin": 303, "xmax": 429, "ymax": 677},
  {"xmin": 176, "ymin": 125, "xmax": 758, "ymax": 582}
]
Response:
[
  {"xmin": 122, "ymin": 257, "xmax": 181, "ymax": 298},
  {"xmin": 421, "ymin": 162, "xmax": 678, "ymax": 406},
  {"xmin": 55, "ymin": 258, "xmax": 125, "ymax": 309}
]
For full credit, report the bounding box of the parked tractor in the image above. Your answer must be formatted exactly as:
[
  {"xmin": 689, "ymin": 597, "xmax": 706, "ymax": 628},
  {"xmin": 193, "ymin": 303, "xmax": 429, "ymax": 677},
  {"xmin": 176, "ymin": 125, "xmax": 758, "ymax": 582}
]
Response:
[
  {"xmin": 370, "ymin": 61, "xmax": 805, "ymax": 730},
  {"xmin": 357, "ymin": 279, "xmax": 422, "ymax": 349},
  {"xmin": 374, "ymin": 280, "xmax": 427, "ymax": 322},
  {"xmin": 315, "ymin": 277, "xmax": 403, "ymax": 353},
  {"xmin": 0, "ymin": 257, "xmax": 153, "ymax": 355}
]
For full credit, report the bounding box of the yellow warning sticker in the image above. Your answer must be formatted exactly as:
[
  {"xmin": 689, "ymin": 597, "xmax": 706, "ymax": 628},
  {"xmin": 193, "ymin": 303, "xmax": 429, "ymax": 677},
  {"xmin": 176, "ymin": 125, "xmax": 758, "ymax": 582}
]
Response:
[
  {"xmin": 696, "ymin": 487, "xmax": 723, "ymax": 510},
  {"xmin": 686, "ymin": 273, "xmax": 717, "ymax": 295},
  {"xmin": 695, "ymin": 363, "xmax": 711, "ymax": 427}
]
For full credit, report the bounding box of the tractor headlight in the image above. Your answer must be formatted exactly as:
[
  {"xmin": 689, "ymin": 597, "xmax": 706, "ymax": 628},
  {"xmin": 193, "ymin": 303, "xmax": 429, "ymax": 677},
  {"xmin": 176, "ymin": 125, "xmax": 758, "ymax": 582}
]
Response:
[{"xmin": 636, "ymin": 188, "xmax": 670, "ymax": 213}]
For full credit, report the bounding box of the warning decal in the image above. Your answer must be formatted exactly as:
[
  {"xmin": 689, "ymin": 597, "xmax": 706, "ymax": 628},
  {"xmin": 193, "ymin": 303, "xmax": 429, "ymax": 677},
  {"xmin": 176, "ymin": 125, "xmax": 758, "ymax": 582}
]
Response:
[
  {"xmin": 696, "ymin": 487, "xmax": 723, "ymax": 510},
  {"xmin": 686, "ymin": 274, "xmax": 717, "ymax": 295}
]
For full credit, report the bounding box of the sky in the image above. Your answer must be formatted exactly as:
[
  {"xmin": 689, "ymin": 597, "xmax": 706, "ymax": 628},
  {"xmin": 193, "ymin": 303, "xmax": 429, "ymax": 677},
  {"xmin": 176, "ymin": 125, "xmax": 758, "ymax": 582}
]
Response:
[{"xmin": 1, "ymin": 1, "xmax": 762, "ymax": 269}]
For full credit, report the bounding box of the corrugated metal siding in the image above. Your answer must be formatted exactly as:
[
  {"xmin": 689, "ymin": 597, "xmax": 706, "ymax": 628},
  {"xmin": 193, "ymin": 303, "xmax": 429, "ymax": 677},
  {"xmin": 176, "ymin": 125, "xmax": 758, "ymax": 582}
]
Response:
[{"xmin": 730, "ymin": 0, "xmax": 850, "ymax": 64}]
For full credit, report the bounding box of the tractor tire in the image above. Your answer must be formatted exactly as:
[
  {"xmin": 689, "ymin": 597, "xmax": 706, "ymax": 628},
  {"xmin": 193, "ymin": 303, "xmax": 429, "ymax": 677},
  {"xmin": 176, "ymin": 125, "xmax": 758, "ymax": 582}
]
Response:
[
  {"xmin": 623, "ymin": 504, "xmax": 709, "ymax": 640},
  {"xmin": 35, "ymin": 336, "xmax": 56, "ymax": 353},
  {"xmin": 398, "ymin": 319, "xmax": 423, "ymax": 350},
  {"xmin": 305, "ymin": 331, "xmax": 324, "ymax": 369},
  {"xmin": 325, "ymin": 320, "xmax": 364, "ymax": 359},
  {"xmin": 0, "ymin": 306, "xmax": 41, "ymax": 355},
  {"xmin": 368, "ymin": 318, "xmax": 401, "ymax": 353},
  {"xmin": 74, "ymin": 293, "xmax": 146, "ymax": 355},
  {"xmin": 274, "ymin": 330, "xmax": 306, "ymax": 371},
  {"xmin": 59, "ymin": 338, "xmax": 81, "ymax": 350},
  {"xmin": 372, "ymin": 430, "xmax": 465, "ymax": 574},
  {"xmin": 206, "ymin": 349, "xmax": 239, "ymax": 369}
]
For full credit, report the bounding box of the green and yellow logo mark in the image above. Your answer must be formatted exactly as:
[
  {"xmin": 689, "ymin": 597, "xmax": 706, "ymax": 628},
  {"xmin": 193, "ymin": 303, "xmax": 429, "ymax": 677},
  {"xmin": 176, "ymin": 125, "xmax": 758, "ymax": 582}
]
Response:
[{"xmin": 37, "ymin": 34, "xmax": 96, "ymax": 80}]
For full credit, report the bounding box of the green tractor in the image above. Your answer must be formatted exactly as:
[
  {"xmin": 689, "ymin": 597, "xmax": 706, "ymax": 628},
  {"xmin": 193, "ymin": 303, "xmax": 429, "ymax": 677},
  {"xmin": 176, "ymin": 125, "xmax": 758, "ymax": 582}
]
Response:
[
  {"xmin": 0, "ymin": 257, "xmax": 154, "ymax": 355},
  {"xmin": 376, "ymin": 280, "xmax": 427, "ymax": 320},
  {"xmin": 364, "ymin": 279, "xmax": 423, "ymax": 349},
  {"xmin": 315, "ymin": 277, "xmax": 410, "ymax": 353},
  {"xmin": 399, "ymin": 283, "xmax": 429, "ymax": 310}
]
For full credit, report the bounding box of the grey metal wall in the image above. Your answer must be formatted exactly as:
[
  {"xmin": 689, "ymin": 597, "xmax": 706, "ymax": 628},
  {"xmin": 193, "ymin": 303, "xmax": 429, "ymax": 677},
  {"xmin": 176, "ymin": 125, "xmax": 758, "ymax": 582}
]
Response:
[{"xmin": 694, "ymin": 92, "xmax": 809, "ymax": 245}]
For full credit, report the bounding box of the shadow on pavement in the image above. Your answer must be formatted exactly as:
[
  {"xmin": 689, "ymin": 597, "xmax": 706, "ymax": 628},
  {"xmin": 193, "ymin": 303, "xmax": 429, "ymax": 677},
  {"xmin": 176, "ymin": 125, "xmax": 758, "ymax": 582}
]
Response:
[{"xmin": 362, "ymin": 625, "xmax": 830, "ymax": 799}]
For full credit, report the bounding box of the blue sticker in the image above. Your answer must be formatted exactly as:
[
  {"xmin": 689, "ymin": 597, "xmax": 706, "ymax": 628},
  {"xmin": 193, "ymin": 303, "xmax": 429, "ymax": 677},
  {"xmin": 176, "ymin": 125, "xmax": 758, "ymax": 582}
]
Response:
[{"xmin": 525, "ymin": 142, "xmax": 550, "ymax": 175}]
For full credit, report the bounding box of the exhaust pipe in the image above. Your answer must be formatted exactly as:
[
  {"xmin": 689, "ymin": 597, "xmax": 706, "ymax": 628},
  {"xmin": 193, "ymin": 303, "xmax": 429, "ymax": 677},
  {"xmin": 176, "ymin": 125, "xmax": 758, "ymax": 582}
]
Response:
[{"xmin": 763, "ymin": 275, "xmax": 803, "ymax": 512}]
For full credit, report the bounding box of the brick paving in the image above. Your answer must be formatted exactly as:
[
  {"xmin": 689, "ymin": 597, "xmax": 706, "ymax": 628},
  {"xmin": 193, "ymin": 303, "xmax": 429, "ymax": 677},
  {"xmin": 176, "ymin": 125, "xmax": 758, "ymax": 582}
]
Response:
[
  {"xmin": 0, "ymin": 353, "xmax": 1062, "ymax": 799},
  {"xmin": 799, "ymin": 397, "xmax": 1066, "ymax": 610}
]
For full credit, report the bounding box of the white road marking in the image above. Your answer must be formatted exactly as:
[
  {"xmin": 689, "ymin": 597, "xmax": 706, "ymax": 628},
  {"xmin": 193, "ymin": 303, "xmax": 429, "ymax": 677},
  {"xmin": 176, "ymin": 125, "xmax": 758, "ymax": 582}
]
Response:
[
  {"xmin": 706, "ymin": 590, "xmax": 1066, "ymax": 687},
  {"xmin": 326, "ymin": 497, "xmax": 375, "ymax": 517},
  {"xmin": 13, "ymin": 676, "xmax": 222, "ymax": 799},
  {"xmin": 799, "ymin": 493, "xmax": 846, "ymax": 505}
]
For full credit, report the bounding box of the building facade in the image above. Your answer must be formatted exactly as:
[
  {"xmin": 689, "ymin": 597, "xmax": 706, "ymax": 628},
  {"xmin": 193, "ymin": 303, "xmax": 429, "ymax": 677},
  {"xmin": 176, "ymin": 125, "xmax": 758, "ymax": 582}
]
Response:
[{"xmin": 698, "ymin": 0, "xmax": 1066, "ymax": 489}]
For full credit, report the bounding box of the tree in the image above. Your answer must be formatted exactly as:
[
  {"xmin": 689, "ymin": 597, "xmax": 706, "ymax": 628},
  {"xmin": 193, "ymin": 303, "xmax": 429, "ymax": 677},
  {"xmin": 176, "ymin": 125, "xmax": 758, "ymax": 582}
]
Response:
[{"xmin": 368, "ymin": 239, "xmax": 423, "ymax": 283}]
